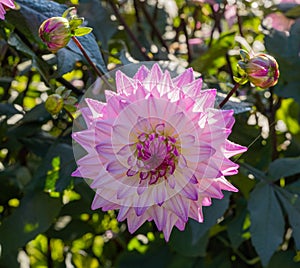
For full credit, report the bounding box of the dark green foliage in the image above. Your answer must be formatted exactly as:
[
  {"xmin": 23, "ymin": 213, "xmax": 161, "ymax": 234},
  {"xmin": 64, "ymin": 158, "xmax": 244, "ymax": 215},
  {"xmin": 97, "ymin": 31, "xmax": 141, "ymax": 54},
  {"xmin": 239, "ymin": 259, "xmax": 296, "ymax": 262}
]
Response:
[{"xmin": 0, "ymin": 0, "xmax": 300, "ymax": 267}]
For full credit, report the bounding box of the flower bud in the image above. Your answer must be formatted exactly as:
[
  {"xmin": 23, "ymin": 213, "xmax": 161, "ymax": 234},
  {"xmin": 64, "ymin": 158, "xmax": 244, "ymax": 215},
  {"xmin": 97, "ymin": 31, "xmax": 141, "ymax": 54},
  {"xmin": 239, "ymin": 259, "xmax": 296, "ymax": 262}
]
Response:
[
  {"xmin": 45, "ymin": 94, "xmax": 64, "ymax": 115},
  {"xmin": 39, "ymin": 17, "xmax": 71, "ymax": 53},
  {"xmin": 242, "ymin": 53, "xmax": 279, "ymax": 89}
]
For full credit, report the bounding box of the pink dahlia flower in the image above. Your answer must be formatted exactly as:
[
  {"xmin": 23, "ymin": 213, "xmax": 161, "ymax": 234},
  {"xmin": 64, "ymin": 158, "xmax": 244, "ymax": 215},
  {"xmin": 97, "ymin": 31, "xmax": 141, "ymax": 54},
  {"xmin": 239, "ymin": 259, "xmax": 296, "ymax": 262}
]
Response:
[
  {"xmin": 0, "ymin": 0, "xmax": 15, "ymax": 20},
  {"xmin": 72, "ymin": 64, "xmax": 247, "ymax": 241}
]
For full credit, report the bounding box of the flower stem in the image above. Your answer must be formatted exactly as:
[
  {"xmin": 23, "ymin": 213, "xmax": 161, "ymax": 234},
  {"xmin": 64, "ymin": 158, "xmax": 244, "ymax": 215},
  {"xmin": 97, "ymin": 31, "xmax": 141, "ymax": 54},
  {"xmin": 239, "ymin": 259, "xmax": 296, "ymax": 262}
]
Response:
[
  {"xmin": 180, "ymin": 15, "xmax": 192, "ymax": 63},
  {"xmin": 138, "ymin": 1, "xmax": 169, "ymax": 53},
  {"xmin": 71, "ymin": 36, "xmax": 114, "ymax": 90},
  {"xmin": 72, "ymin": 36, "xmax": 104, "ymax": 77},
  {"xmin": 269, "ymin": 87, "xmax": 280, "ymax": 161},
  {"xmin": 218, "ymin": 83, "xmax": 240, "ymax": 109},
  {"xmin": 107, "ymin": 0, "xmax": 151, "ymax": 61}
]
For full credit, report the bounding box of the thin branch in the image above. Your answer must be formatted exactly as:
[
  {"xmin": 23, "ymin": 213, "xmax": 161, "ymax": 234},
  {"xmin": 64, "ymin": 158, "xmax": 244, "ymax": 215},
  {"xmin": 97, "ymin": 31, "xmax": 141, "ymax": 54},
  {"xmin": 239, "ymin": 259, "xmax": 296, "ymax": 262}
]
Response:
[
  {"xmin": 180, "ymin": 15, "xmax": 192, "ymax": 63},
  {"xmin": 133, "ymin": 0, "xmax": 143, "ymax": 34},
  {"xmin": 56, "ymin": 77, "xmax": 83, "ymax": 95},
  {"xmin": 107, "ymin": 0, "xmax": 151, "ymax": 60},
  {"xmin": 225, "ymin": 52, "xmax": 234, "ymax": 83},
  {"xmin": 217, "ymin": 236, "xmax": 261, "ymax": 266},
  {"xmin": 138, "ymin": 1, "xmax": 169, "ymax": 53},
  {"xmin": 71, "ymin": 36, "xmax": 114, "ymax": 90},
  {"xmin": 47, "ymin": 237, "xmax": 53, "ymax": 268},
  {"xmin": 218, "ymin": 83, "xmax": 240, "ymax": 108},
  {"xmin": 269, "ymin": 87, "xmax": 279, "ymax": 161},
  {"xmin": 71, "ymin": 36, "xmax": 104, "ymax": 78},
  {"xmin": 237, "ymin": 13, "xmax": 244, "ymax": 37}
]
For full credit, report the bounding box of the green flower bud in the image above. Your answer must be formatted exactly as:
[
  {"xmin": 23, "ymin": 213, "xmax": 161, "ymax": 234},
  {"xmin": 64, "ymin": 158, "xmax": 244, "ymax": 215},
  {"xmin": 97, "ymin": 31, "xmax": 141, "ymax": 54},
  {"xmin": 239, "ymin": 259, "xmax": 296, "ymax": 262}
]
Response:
[
  {"xmin": 39, "ymin": 17, "xmax": 71, "ymax": 53},
  {"xmin": 45, "ymin": 94, "xmax": 64, "ymax": 115}
]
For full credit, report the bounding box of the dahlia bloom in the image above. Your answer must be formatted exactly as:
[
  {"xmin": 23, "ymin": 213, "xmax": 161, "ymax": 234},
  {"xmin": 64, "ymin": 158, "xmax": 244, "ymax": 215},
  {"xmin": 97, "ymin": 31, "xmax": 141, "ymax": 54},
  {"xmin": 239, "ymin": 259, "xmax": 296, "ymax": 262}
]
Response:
[
  {"xmin": 72, "ymin": 64, "xmax": 247, "ymax": 241},
  {"xmin": 0, "ymin": 0, "xmax": 15, "ymax": 20}
]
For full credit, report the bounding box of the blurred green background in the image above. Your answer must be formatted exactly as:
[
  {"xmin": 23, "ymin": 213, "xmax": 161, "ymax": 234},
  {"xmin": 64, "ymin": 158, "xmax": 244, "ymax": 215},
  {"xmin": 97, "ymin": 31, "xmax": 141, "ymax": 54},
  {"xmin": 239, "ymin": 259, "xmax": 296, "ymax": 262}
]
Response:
[{"xmin": 0, "ymin": 0, "xmax": 300, "ymax": 267}]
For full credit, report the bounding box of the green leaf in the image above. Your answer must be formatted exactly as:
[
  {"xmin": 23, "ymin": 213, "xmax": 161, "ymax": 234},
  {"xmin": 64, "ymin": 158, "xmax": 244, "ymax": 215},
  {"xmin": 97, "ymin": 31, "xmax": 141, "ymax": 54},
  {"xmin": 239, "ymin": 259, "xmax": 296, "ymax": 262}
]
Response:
[
  {"xmin": 169, "ymin": 192, "xmax": 230, "ymax": 257},
  {"xmin": 55, "ymin": 143, "xmax": 77, "ymax": 192},
  {"xmin": 62, "ymin": 7, "xmax": 75, "ymax": 18},
  {"xmin": 267, "ymin": 157, "xmax": 300, "ymax": 181},
  {"xmin": 268, "ymin": 250, "xmax": 300, "ymax": 268},
  {"xmin": 227, "ymin": 198, "xmax": 248, "ymax": 249},
  {"xmin": 248, "ymin": 182, "xmax": 285, "ymax": 266},
  {"xmin": 275, "ymin": 186, "xmax": 300, "ymax": 250},
  {"xmin": 47, "ymin": 219, "xmax": 94, "ymax": 241},
  {"xmin": 284, "ymin": 5, "xmax": 300, "ymax": 18},
  {"xmin": 0, "ymin": 164, "xmax": 24, "ymax": 203},
  {"xmin": 69, "ymin": 18, "xmax": 84, "ymax": 30},
  {"xmin": 116, "ymin": 240, "xmax": 171, "ymax": 268},
  {"xmin": 26, "ymin": 142, "xmax": 76, "ymax": 193},
  {"xmin": 73, "ymin": 27, "xmax": 93, "ymax": 37},
  {"xmin": 286, "ymin": 179, "xmax": 300, "ymax": 193},
  {"xmin": 265, "ymin": 20, "xmax": 300, "ymax": 104},
  {"xmin": 166, "ymin": 254, "xmax": 198, "ymax": 268},
  {"xmin": 0, "ymin": 191, "xmax": 62, "ymax": 257},
  {"xmin": 169, "ymin": 226, "xmax": 210, "ymax": 257},
  {"xmin": 0, "ymin": 250, "xmax": 20, "ymax": 268},
  {"xmin": 233, "ymin": 76, "xmax": 248, "ymax": 85},
  {"xmin": 7, "ymin": 0, "xmax": 108, "ymax": 76},
  {"xmin": 239, "ymin": 162, "xmax": 268, "ymax": 181},
  {"xmin": 8, "ymin": 33, "xmax": 51, "ymax": 83},
  {"xmin": 55, "ymin": 49, "xmax": 82, "ymax": 78},
  {"xmin": 20, "ymin": 103, "xmax": 51, "ymax": 124},
  {"xmin": 20, "ymin": 133, "xmax": 54, "ymax": 157},
  {"xmin": 0, "ymin": 103, "xmax": 22, "ymax": 117},
  {"xmin": 67, "ymin": 35, "xmax": 108, "ymax": 75},
  {"xmin": 276, "ymin": 99, "xmax": 300, "ymax": 135},
  {"xmin": 77, "ymin": 0, "xmax": 117, "ymax": 51},
  {"xmin": 6, "ymin": 0, "xmax": 67, "ymax": 44},
  {"xmin": 230, "ymin": 116, "xmax": 272, "ymax": 170}
]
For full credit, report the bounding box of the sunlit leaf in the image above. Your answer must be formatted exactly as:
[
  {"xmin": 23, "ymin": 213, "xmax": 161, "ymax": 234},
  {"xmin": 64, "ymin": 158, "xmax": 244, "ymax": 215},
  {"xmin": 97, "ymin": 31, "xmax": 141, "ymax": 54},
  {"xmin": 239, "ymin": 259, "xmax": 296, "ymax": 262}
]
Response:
[
  {"xmin": 0, "ymin": 191, "xmax": 61, "ymax": 257},
  {"xmin": 74, "ymin": 27, "xmax": 93, "ymax": 37},
  {"xmin": 276, "ymin": 98, "xmax": 300, "ymax": 135}
]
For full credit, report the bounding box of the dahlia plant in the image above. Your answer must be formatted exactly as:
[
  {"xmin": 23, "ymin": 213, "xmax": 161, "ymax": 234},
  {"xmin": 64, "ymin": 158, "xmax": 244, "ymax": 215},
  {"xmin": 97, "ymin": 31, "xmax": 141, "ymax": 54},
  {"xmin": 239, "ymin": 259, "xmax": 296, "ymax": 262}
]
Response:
[{"xmin": 72, "ymin": 63, "xmax": 247, "ymax": 241}]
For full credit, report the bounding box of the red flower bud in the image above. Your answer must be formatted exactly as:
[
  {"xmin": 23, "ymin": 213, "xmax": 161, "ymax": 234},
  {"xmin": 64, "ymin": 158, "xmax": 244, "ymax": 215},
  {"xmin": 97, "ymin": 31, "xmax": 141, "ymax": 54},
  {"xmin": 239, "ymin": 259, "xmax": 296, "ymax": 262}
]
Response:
[
  {"xmin": 244, "ymin": 54, "xmax": 280, "ymax": 89},
  {"xmin": 39, "ymin": 17, "xmax": 71, "ymax": 53}
]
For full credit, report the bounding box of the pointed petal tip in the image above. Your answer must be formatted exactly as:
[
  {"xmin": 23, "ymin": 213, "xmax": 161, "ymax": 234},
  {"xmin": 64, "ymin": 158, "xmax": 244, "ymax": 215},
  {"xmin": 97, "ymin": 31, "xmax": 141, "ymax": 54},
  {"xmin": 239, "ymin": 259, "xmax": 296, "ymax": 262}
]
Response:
[
  {"xmin": 134, "ymin": 206, "xmax": 147, "ymax": 216},
  {"xmin": 71, "ymin": 169, "xmax": 81, "ymax": 177}
]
